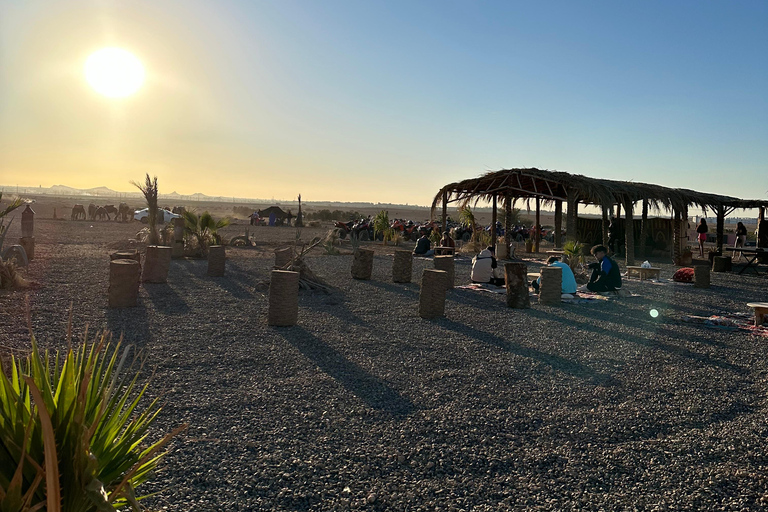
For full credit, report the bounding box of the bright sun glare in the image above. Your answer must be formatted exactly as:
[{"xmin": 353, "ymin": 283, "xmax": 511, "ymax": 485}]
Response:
[{"xmin": 84, "ymin": 47, "xmax": 145, "ymax": 98}]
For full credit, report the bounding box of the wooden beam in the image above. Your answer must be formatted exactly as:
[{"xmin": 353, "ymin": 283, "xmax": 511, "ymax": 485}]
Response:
[
  {"xmin": 554, "ymin": 200, "xmax": 563, "ymax": 248},
  {"xmin": 442, "ymin": 190, "xmax": 448, "ymax": 234}
]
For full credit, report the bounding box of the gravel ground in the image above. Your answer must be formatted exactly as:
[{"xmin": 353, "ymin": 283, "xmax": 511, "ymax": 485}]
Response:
[{"xmin": 3, "ymin": 218, "xmax": 768, "ymax": 510}]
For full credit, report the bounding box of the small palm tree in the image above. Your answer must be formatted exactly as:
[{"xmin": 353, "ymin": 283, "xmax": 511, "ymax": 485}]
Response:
[
  {"xmin": 0, "ymin": 192, "xmax": 24, "ymax": 252},
  {"xmin": 372, "ymin": 210, "xmax": 390, "ymax": 244},
  {"xmin": 130, "ymin": 174, "xmax": 159, "ymax": 245},
  {"xmin": 183, "ymin": 210, "xmax": 230, "ymax": 256}
]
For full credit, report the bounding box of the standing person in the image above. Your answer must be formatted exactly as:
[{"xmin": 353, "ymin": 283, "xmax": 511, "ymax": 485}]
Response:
[
  {"xmin": 584, "ymin": 245, "xmax": 622, "ymax": 292},
  {"xmin": 413, "ymin": 233, "xmax": 434, "ymax": 257},
  {"xmin": 471, "ymin": 246, "xmax": 504, "ymax": 286},
  {"xmin": 734, "ymin": 221, "xmax": 748, "ymax": 261},
  {"xmin": 696, "ymin": 218, "xmax": 708, "ymax": 258},
  {"xmin": 250, "ymin": 211, "xmax": 260, "ymax": 226}
]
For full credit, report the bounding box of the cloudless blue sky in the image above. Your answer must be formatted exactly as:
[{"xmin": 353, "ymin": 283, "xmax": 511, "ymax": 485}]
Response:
[{"xmin": 1, "ymin": 0, "xmax": 766, "ymax": 206}]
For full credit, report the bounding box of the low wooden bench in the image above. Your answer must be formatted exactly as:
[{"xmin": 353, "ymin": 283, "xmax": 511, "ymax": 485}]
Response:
[
  {"xmin": 747, "ymin": 302, "xmax": 768, "ymax": 327},
  {"xmin": 434, "ymin": 247, "xmax": 456, "ymax": 256},
  {"xmin": 626, "ymin": 266, "xmax": 661, "ymax": 281},
  {"xmin": 545, "ymin": 250, "xmax": 564, "ymax": 257}
]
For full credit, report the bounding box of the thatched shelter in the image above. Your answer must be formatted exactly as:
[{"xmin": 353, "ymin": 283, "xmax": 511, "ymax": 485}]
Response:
[{"xmin": 432, "ymin": 168, "xmax": 768, "ymax": 265}]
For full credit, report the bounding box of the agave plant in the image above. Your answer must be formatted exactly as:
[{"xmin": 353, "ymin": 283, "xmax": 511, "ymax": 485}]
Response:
[
  {"xmin": 562, "ymin": 240, "xmax": 586, "ymax": 273},
  {"xmin": 372, "ymin": 211, "xmax": 389, "ymax": 244},
  {"xmin": 183, "ymin": 210, "xmax": 230, "ymax": 256},
  {"xmin": 0, "ymin": 327, "xmax": 184, "ymax": 512}
]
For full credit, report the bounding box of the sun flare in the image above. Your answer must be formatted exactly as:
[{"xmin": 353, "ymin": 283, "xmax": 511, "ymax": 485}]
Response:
[{"xmin": 84, "ymin": 47, "xmax": 145, "ymax": 98}]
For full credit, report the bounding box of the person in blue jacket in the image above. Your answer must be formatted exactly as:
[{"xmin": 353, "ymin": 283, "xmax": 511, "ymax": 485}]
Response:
[
  {"xmin": 586, "ymin": 245, "xmax": 622, "ymax": 292},
  {"xmin": 532, "ymin": 256, "xmax": 578, "ymax": 295}
]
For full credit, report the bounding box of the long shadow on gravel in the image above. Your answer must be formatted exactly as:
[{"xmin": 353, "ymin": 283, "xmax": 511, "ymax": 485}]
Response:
[
  {"xmin": 356, "ymin": 279, "xmax": 419, "ymax": 300},
  {"xmin": 277, "ymin": 326, "xmax": 416, "ymax": 417},
  {"xmin": 143, "ymin": 283, "xmax": 191, "ymax": 314},
  {"xmin": 106, "ymin": 304, "xmax": 151, "ymax": 347},
  {"xmin": 439, "ymin": 319, "xmax": 619, "ymax": 386}
]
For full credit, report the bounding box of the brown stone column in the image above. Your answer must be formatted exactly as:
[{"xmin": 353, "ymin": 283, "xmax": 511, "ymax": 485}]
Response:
[
  {"xmin": 392, "ymin": 250, "xmax": 413, "ymax": 283},
  {"xmin": 172, "ymin": 218, "xmax": 185, "ymax": 258},
  {"xmin": 142, "ymin": 246, "xmax": 172, "ymax": 283},
  {"xmin": 419, "ymin": 269, "xmax": 447, "ymax": 319},
  {"xmin": 433, "ymin": 254, "xmax": 455, "ymax": 289},
  {"xmin": 351, "ymin": 248, "xmax": 374, "ymax": 280},
  {"xmin": 207, "ymin": 245, "xmax": 226, "ymax": 276},
  {"xmin": 504, "ymin": 262, "xmax": 530, "ymax": 309},
  {"xmin": 268, "ymin": 270, "xmax": 299, "ymax": 326},
  {"xmin": 109, "ymin": 259, "xmax": 140, "ymax": 308},
  {"xmin": 539, "ymin": 266, "xmax": 562, "ymax": 305}
]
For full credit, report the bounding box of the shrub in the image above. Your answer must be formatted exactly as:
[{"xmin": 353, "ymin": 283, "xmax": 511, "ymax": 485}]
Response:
[{"xmin": 0, "ymin": 328, "xmax": 184, "ymax": 512}]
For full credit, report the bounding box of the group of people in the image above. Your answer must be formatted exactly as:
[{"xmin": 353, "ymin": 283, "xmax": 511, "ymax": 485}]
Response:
[{"xmin": 695, "ymin": 218, "xmax": 749, "ymax": 260}]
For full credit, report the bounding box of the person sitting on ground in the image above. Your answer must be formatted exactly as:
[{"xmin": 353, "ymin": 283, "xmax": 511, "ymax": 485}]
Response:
[
  {"xmin": 531, "ymin": 256, "xmax": 578, "ymax": 295},
  {"xmin": 584, "ymin": 245, "xmax": 622, "ymax": 292},
  {"xmin": 471, "ymin": 246, "xmax": 505, "ymax": 286},
  {"xmin": 413, "ymin": 233, "xmax": 434, "ymax": 257}
]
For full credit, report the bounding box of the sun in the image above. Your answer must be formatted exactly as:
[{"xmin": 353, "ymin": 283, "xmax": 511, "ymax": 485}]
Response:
[{"xmin": 84, "ymin": 47, "xmax": 145, "ymax": 98}]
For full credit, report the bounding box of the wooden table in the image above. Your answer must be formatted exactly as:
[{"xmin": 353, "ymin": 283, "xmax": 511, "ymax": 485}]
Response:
[
  {"xmin": 747, "ymin": 302, "xmax": 768, "ymax": 327},
  {"xmin": 726, "ymin": 247, "xmax": 765, "ymax": 275},
  {"xmin": 626, "ymin": 266, "xmax": 661, "ymax": 281}
]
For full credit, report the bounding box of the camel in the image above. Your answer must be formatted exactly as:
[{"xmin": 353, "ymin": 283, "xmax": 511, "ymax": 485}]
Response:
[
  {"xmin": 105, "ymin": 205, "xmax": 118, "ymax": 220},
  {"xmin": 94, "ymin": 206, "xmax": 109, "ymax": 221},
  {"xmin": 71, "ymin": 204, "xmax": 86, "ymax": 220},
  {"xmin": 88, "ymin": 203, "xmax": 97, "ymax": 220},
  {"xmin": 118, "ymin": 203, "xmax": 132, "ymax": 222}
]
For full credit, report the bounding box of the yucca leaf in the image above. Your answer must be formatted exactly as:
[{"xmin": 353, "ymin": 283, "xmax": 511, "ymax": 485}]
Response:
[{"xmin": 23, "ymin": 378, "xmax": 61, "ymax": 512}]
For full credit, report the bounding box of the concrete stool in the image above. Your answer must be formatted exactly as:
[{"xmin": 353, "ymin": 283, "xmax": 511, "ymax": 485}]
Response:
[
  {"xmin": 433, "ymin": 254, "xmax": 455, "ymax": 289},
  {"xmin": 419, "ymin": 269, "xmax": 447, "ymax": 319},
  {"xmin": 268, "ymin": 270, "xmax": 299, "ymax": 326},
  {"xmin": 274, "ymin": 247, "xmax": 293, "ymax": 268},
  {"xmin": 694, "ymin": 264, "xmax": 710, "ymax": 288},
  {"xmin": 392, "ymin": 250, "xmax": 412, "ymax": 283},
  {"xmin": 109, "ymin": 259, "xmax": 140, "ymax": 308},
  {"xmin": 207, "ymin": 245, "xmax": 226, "ymax": 276},
  {"xmin": 712, "ymin": 256, "xmax": 731, "ymax": 273},
  {"xmin": 539, "ymin": 266, "xmax": 562, "ymax": 305},
  {"xmin": 505, "ymin": 262, "xmax": 530, "ymax": 309},
  {"xmin": 142, "ymin": 246, "xmax": 172, "ymax": 283},
  {"xmin": 352, "ymin": 248, "xmax": 374, "ymax": 280}
]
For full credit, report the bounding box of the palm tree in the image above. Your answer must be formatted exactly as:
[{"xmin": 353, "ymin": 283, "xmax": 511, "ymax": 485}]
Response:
[
  {"xmin": 130, "ymin": 174, "xmax": 159, "ymax": 245},
  {"xmin": 0, "ymin": 192, "xmax": 24, "ymax": 252},
  {"xmin": 183, "ymin": 210, "xmax": 230, "ymax": 256}
]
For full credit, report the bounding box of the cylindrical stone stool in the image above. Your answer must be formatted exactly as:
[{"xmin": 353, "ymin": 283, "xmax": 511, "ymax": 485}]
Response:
[
  {"xmin": 172, "ymin": 218, "xmax": 185, "ymax": 258},
  {"xmin": 109, "ymin": 259, "xmax": 140, "ymax": 308},
  {"xmin": 207, "ymin": 245, "xmax": 226, "ymax": 276},
  {"xmin": 505, "ymin": 262, "xmax": 530, "ymax": 309},
  {"xmin": 268, "ymin": 270, "xmax": 299, "ymax": 326},
  {"xmin": 111, "ymin": 250, "xmax": 141, "ymax": 281},
  {"xmin": 351, "ymin": 248, "xmax": 374, "ymax": 280},
  {"xmin": 694, "ymin": 264, "xmax": 711, "ymax": 288},
  {"xmin": 539, "ymin": 266, "xmax": 563, "ymax": 305},
  {"xmin": 19, "ymin": 237, "xmax": 34, "ymax": 260},
  {"xmin": 419, "ymin": 269, "xmax": 447, "ymax": 319},
  {"xmin": 712, "ymin": 256, "xmax": 730, "ymax": 273},
  {"xmin": 433, "ymin": 255, "xmax": 455, "ymax": 290},
  {"xmin": 142, "ymin": 245, "xmax": 172, "ymax": 283},
  {"xmin": 496, "ymin": 240, "xmax": 509, "ymax": 260},
  {"xmin": 392, "ymin": 250, "xmax": 413, "ymax": 283},
  {"xmin": 274, "ymin": 247, "xmax": 293, "ymax": 269}
]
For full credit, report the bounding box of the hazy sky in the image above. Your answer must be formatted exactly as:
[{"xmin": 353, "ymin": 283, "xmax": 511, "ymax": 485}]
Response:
[{"xmin": 1, "ymin": 0, "xmax": 766, "ymax": 206}]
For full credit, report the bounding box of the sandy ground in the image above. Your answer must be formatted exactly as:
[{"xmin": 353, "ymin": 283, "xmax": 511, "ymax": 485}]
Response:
[{"xmin": 2, "ymin": 195, "xmax": 768, "ymax": 510}]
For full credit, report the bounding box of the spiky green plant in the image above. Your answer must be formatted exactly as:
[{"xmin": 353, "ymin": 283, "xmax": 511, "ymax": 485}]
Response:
[
  {"xmin": 183, "ymin": 210, "xmax": 230, "ymax": 256},
  {"xmin": 0, "ymin": 327, "xmax": 185, "ymax": 512},
  {"xmin": 372, "ymin": 211, "xmax": 389, "ymax": 244},
  {"xmin": 130, "ymin": 175, "xmax": 159, "ymax": 246},
  {"xmin": 562, "ymin": 240, "xmax": 586, "ymax": 272}
]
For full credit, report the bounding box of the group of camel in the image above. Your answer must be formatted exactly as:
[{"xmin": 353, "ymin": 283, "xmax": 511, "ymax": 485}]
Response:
[{"xmin": 71, "ymin": 202, "xmax": 132, "ymax": 222}]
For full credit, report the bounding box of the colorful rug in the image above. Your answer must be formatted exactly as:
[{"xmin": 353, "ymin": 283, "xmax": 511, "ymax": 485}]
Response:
[{"xmin": 679, "ymin": 312, "xmax": 768, "ymax": 337}]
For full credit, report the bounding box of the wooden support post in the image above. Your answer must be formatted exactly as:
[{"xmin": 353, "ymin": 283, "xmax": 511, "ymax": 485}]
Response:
[
  {"xmin": 616, "ymin": 202, "xmax": 621, "ymax": 219},
  {"xmin": 601, "ymin": 204, "xmax": 610, "ymax": 246},
  {"xmin": 716, "ymin": 205, "xmax": 725, "ymax": 254},
  {"xmin": 491, "ymin": 194, "xmax": 497, "ymax": 242},
  {"xmin": 504, "ymin": 193, "xmax": 513, "ymax": 250},
  {"xmin": 624, "ymin": 198, "xmax": 635, "ymax": 266},
  {"xmin": 640, "ymin": 199, "xmax": 648, "ymax": 258},
  {"xmin": 673, "ymin": 208, "xmax": 682, "ymax": 264},
  {"xmin": 554, "ymin": 200, "xmax": 562, "ymax": 248},
  {"xmin": 442, "ymin": 190, "xmax": 448, "ymax": 234},
  {"xmin": 534, "ymin": 196, "xmax": 541, "ymax": 253},
  {"xmin": 566, "ymin": 190, "xmax": 578, "ymax": 242}
]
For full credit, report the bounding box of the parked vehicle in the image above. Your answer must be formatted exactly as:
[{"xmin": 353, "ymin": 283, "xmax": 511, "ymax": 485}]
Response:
[{"xmin": 134, "ymin": 208, "xmax": 181, "ymax": 224}]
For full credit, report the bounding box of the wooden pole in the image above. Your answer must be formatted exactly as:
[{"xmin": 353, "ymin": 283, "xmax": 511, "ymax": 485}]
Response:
[
  {"xmin": 491, "ymin": 194, "xmax": 497, "ymax": 242},
  {"xmin": 673, "ymin": 208, "xmax": 681, "ymax": 264},
  {"xmin": 640, "ymin": 199, "xmax": 648, "ymax": 257},
  {"xmin": 442, "ymin": 190, "xmax": 448, "ymax": 234},
  {"xmin": 601, "ymin": 204, "xmax": 610, "ymax": 246},
  {"xmin": 624, "ymin": 198, "xmax": 635, "ymax": 266},
  {"xmin": 534, "ymin": 196, "xmax": 541, "ymax": 252},
  {"xmin": 716, "ymin": 205, "xmax": 725, "ymax": 254},
  {"xmin": 504, "ymin": 193, "xmax": 513, "ymax": 250},
  {"xmin": 616, "ymin": 202, "xmax": 622, "ymax": 220},
  {"xmin": 566, "ymin": 190, "xmax": 578, "ymax": 242},
  {"xmin": 554, "ymin": 200, "xmax": 562, "ymax": 248}
]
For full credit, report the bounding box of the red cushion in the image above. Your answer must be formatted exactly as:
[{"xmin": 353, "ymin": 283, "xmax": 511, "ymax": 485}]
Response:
[{"xmin": 672, "ymin": 267, "xmax": 695, "ymax": 283}]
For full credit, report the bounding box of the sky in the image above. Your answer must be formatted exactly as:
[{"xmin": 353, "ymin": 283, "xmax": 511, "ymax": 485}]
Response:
[{"xmin": 1, "ymin": 0, "xmax": 766, "ymax": 206}]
